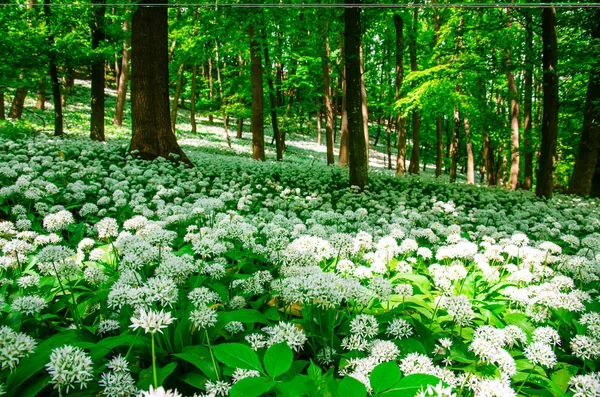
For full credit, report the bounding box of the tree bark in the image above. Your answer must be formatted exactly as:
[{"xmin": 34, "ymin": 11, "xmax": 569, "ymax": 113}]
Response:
[
  {"xmin": 536, "ymin": 3, "xmax": 559, "ymax": 198},
  {"xmin": 338, "ymin": 63, "xmax": 349, "ymax": 166},
  {"xmin": 114, "ymin": 18, "xmax": 131, "ymax": 127},
  {"xmin": 249, "ymin": 23, "xmax": 265, "ymax": 161},
  {"xmin": 9, "ymin": 87, "xmax": 28, "ymax": 119},
  {"xmin": 408, "ymin": 9, "xmax": 420, "ymax": 175},
  {"xmin": 36, "ymin": 79, "xmax": 46, "ymax": 111},
  {"xmin": 130, "ymin": 0, "xmax": 191, "ymax": 166},
  {"xmin": 345, "ymin": 1, "xmax": 367, "ymax": 189},
  {"xmin": 433, "ymin": 1, "xmax": 443, "ymax": 177},
  {"xmin": 44, "ymin": 0, "xmax": 63, "ymax": 136},
  {"xmin": 449, "ymin": 106, "xmax": 460, "ymax": 183},
  {"xmin": 236, "ymin": 53, "xmax": 244, "ymax": 139},
  {"xmin": 522, "ymin": 11, "xmax": 534, "ymax": 190},
  {"xmin": 394, "ymin": 13, "xmax": 406, "ymax": 176},
  {"xmin": 506, "ymin": 9, "xmax": 520, "ymax": 190},
  {"xmin": 90, "ymin": 0, "xmax": 106, "ymax": 142},
  {"xmin": 483, "ymin": 131, "xmax": 496, "ymax": 186},
  {"xmin": 360, "ymin": 43, "xmax": 369, "ymax": 165},
  {"xmin": 464, "ymin": 117, "xmax": 474, "ymax": 184},
  {"xmin": 215, "ymin": 38, "xmax": 231, "ymax": 149},
  {"xmin": 190, "ymin": 64, "xmax": 198, "ymax": 134},
  {"xmin": 568, "ymin": 8, "xmax": 600, "ymax": 196},
  {"xmin": 263, "ymin": 31, "xmax": 281, "ymax": 160},
  {"xmin": 170, "ymin": 63, "xmax": 184, "ymax": 134},
  {"xmin": 321, "ymin": 23, "xmax": 335, "ymax": 165},
  {"xmin": 0, "ymin": 91, "xmax": 4, "ymax": 120}
]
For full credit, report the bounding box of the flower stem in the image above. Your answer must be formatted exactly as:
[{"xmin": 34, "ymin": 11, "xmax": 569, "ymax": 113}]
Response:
[
  {"xmin": 205, "ymin": 329, "xmax": 220, "ymax": 381},
  {"xmin": 152, "ymin": 333, "xmax": 158, "ymax": 388},
  {"xmin": 516, "ymin": 365, "xmax": 535, "ymax": 396}
]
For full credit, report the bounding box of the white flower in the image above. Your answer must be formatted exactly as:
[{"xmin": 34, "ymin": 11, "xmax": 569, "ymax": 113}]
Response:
[
  {"xmin": 46, "ymin": 345, "xmax": 94, "ymax": 394},
  {"xmin": 524, "ymin": 342, "xmax": 557, "ymax": 368},
  {"xmin": 138, "ymin": 386, "xmax": 182, "ymax": 397},
  {"xmin": 0, "ymin": 326, "xmax": 37, "ymax": 370},
  {"xmin": 96, "ymin": 217, "xmax": 119, "ymax": 239},
  {"xmin": 386, "ymin": 318, "xmax": 413, "ymax": 339},
  {"xmin": 130, "ymin": 309, "xmax": 175, "ymax": 334}
]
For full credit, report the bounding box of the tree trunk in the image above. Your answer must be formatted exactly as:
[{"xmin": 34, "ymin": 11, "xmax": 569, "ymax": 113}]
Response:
[
  {"xmin": 170, "ymin": 63, "xmax": 184, "ymax": 134},
  {"xmin": 130, "ymin": 0, "xmax": 191, "ymax": 166},
  {"xmin": 321, "ymin": 24, "xmax": 335, "ymax": 165},
  {"xmin": 9, "ymin": 87, "xmax": 28, "ymax": 119},
  {"xmin": 568, "ymin": 9, "xmax": 600, "ymax": 196},
  {"xmin": 190, "ymin": 64, "xmax": 197, "ymax": 134},
  {"xmin": 114, "ymin": 18, "xmax": 131, "ymax": 127},
  {"xmin": 394, "ymin": 13, "xmax": 406, "ymax": 176},
  {"xmin": 464, "ymin": 117, "xmax": 474, "ymax": 184},
  {"xmin": 386, "ymin": 117, "xmax": 392, "ymax": 170},
  {"xmin": 345, "ymin": 1, "xmax": 367, "ymax": 189},
  {"xmin": 317, "ymin": 101, "xmax": 322, "ymax": 145},
  {"xmin": 249, "ymin": 23, "xmax": 265, "ymax": 161},
  {"xmin": 0, "ymin": 91, "xmax": 4, "ymax": 120},
  {"xmin": 338, "ymin": 63, "xmax": 349, "ymax": 166},
  {"xmin": 208, "ymin": 57, "xmax": 214, "ymax": 124},
  {"xmin": 483, "ymin": 131, "xmax": 496, "ymax": 186},
  {"xmin": 536, "ymin": 3, "xmax": 559, "ymax": 198},
  {"xmin": 44, "ymin": 0, "xmax": 63, "ymax": 136},
  {"xmin": 90, "ymin": 0, "xmax": 106, "ymax": 142},
  {"xmin": 215, "ymin": 38, "xmax": 231, "ymax": 149},
  {"xmin": 262, "ymin": 31, "xmax": 281, "ymax": 160},
  {"xmin": 522, "ymin": 11, "xmax": 534, "ymax": 190},
  {"xmin": 36, "ymin": 79, "xmax": 46, "ymax": 110},
  {"xmin": 433, "ymin": 1, "xmax": 443, "ymax": 177},
  {"xmin": 449, "ymin": 106, "xmax": 460, "ymax": 183},
  {"xmin": 360, "ymin": 43, "xmax": 369, "ymax": 165},
  {"xmin": 506, "ymin": 9, "xmax": 520, "ymax": 190},
  {"xmin": 236, "ymin": 53, "xmax": 244, "ymax": 139},
  {"xmin": 408, "ymin": 9, "xmax": 420, "ymax": 174}
]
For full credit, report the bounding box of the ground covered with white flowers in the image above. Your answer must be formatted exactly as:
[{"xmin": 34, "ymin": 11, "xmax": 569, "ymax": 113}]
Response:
[{"xmin": 0, "ymin": 135, "xmax": 599, "ymax": 397}]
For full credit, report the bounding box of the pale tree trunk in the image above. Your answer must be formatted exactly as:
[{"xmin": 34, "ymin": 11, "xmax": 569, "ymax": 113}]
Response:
[
  {"xmin": 114, "ymin": 18, "xmax": 131, "ymax": 126},
  {"xmin": 236, "ymin": 53, "xmax": 244, "ymax": 139},
  {"xmin": 90, "ymin": 0, "xmax": 106, "ymax": 142},
  {"xmin": 394, "ymin": 13, "xmax": 406, "ymax": 176},
  {"xmin": 170, "ymin": 63, "xmax": 184, "ymax": 134},
  {"xmin": 190, "ymin": 64, "xmax": 198, "ymax": 134},
  {"xmin": 36, "ymin": 79, "xmax": 46, "ymax": 110},
  {"xmin": 216, "ymin": 38, "xmax": 231, "ymax": 148},
  {"xmin": 208, "ymin": 57, "xmax": 214, "ymax": 124},
  {"xmin": 386, "ymin": 117, "xmax": 392, "ymax": 170},
  {"xmin": 321, "ymin": 22, "xmax": 335, "ymax": 165},
  {"xmin": 433, "ymin": 0, "xmax": 443, "ymax": 177},
  {"xmin": 408, "ymin": 9, "xmax": 420, "ymax": 174},
  {"xmin": 464, "ymin": 117, "xmax": 474, "ymax": 184},
  {"xmin": 359, "ymin": 43, "xmax": 369, "ymax": 165},
  {"xmin": 522, "ymin": 10, "xmax": 534, "ymax": 190},
  {"xmin": 9, "ymin": 87, "xmax": 28, "ymax": 119},
  {"xmin": 345, "ymin": 0, "xmax": 367, "ymax": 189},
  {"xmin": 506, "ymin": 9, "xmax": 520, "ymax": 190},
  {"xmin": 317, "ymin": 100, "xmax": 322, "ymax": 145},
  {"xmin": 44, "ymin": 0, "xmax": 63, "ymax": 136},
  {"xmin": 338, "ymin": 62, "xmax": 349, "ymax": 166},
  {"xmin": 449, "ymin": 106, "xmax": 460, "ymax": 183},
  {"xmin": 249, "ymin": 23, "xmax": 265, "ymax": 161},
  {"xmin": 262, "ymin": 31, "xmax": 281, "ymax": 160},
  {"xmin": 536, "ymin": 3, "xmax": 559, "ymax": 198}
]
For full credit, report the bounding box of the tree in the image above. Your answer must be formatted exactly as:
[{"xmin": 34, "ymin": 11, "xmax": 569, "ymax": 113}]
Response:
[
  {"xmin": 536, "ymin": 3, "xmax": 559, "ymax": 198},
  {"xmin": 129, "ymin": 0, "xmax": 192, "ymax": 166},
  {"xmin": 113, "ymin": 17, "xmax": 131, "ymax": 127},
  {"xmin": 506, "ymin": 8, "xmax": 520, "ymax": 190},
  {"xmin": 568, "ymin": 8, "xmax": 600, "ymax": 196},
  {"xmin": 394, "ymin": 13, "xmax": 406, "ymax": 176},
  {"xmin": 249, "ymin": 20, "xmax": 265, "ymax": 161},
  {"xmin": 407, "ymin": 9, "xmax": 420, "ymax": 175},
  {"xmin": 320, "ymin": 21, "xmax": 335, "ymax": 166},
  {"xmin": 90, "ymin": 0, "xmax": 106, "ymax": 141},
  {"xmin": 345, "ymin": 1, "xmax": 367, "ymax": 189},
  {"xmin": 44, "ymin": 0, "xmax": 63, "ymax": 137}
]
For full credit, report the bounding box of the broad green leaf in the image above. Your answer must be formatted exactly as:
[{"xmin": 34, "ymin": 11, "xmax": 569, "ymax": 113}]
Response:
[
  {"xmin": 396, "ymin": 338, "xmax": 427, "ymax": 356},
  {"xmin": 173, "ymin": 346, "xmax": 218, "ymax": 380},
  {"xmin": 337, "ymin": 376, "xmax": 367, "ymax": 397},
  {"xmin": 383, "ymin": 374, "xmax": 441, "ymax": 396},
  {"xmin": 180, "ymin": 372, "xmax": 208, "ymax": 390},
  {"xmin": 264, "ymin": 342, "xmax": 293, "ymax": 379},
  {"xmin": 230, "ymin": 376, "xmax": 274, "ymax": 397},
  {"xmin": 212, "ymin": 343, "xmax": 264, "ymax": 374},
  {"xmin": 370, "ymin": 361, "xmax": 401, "ymax": 393}
]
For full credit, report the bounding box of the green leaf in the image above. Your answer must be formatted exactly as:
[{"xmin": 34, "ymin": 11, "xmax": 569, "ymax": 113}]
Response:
[
  {"xmin": 230, "ymin": 377, "xmax": 274, "ymax": 397},
  {"xmin": 264, "ymin": 343, "xmax": 293, "ymax": 379},
  {"xmin": 370, "ymin": 361, "xmax": 401, "ymax": 393},
  {"xmin": 551, "ymin": 364, "xmax": 578, "ymax": 392},
  {"xmin": 337, "ymin": 376, "xmax": 367, "ymax": 397},
  {"xmin": 173, "ymin": 345, "xmax": 218, "ymax": 380},
  {"xmin": 218, "ymin": 309, "xmax": 269, "ymax": 325},
  {"xmin": 157, "ymin": 362, "xmax": 178, "ymax": 386},
  {"xmin": 212, "ymin": 343, "xmax": 264, "ymax": 374},
  {"xmin": 180, "ymin": 372, "xmax": 208, "ymax": 390},
  {"xmin": 396, "ymin": 338, "xmax": 427, "ymax": 356},
  {"xmin": 308, "ymin": 359, "xmax": 322, "ymax": 382},
  {"xmin": 383, "ymin": 374, "xmax": 440, "ymax": 397}
]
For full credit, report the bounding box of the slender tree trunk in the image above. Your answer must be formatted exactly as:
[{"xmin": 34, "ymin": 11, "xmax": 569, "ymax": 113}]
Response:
[
  {"xmin": 506, "ymin": 9, "xmax": 520, "ymax": 190},
  {"xmin": 262, "ymin": 31, "xmax": 281, "ymax": 160},
  {"xmin": 215, "ymin": 39, "xmax": 231, "ymax": 148},
  {"xmin": 317, "ymin": 100, "xmax": 322, "ymax": 145},
  {"xmin": 483, "ymin": 131, "xmax": 496, "ymax": 186},
  {"xmin": 386, "ymin": 117, "xmax": 392, "ymax": 170},
  {"xmin": 568, "ymin": 8, "xmax": 600, "ymax": 196},
  {"xmin": 90, "ymin": 0, "xmax": 106, "ymax": 141},
  {"xmin": 170, "ymin": 63, "xmax": 184, "ymax": 134},
  {"xmin": 0, "ymin": 91, "xmax": 4, "ymax": 120},
  {"xmin": 433, "ymin": 1, "xmax": 443, "ymax": 177},
  {"xmin": 536, "ymin": 3, "xmax": 559, "ymax": 198},
  {"xmin": 9, "ymin": 87, "xmax": 28, "ymax": 119},
  {"xmin": 450, "ymin": 106, "xmax": 460, "ymax": 183},
  {"xmin": 130, "ymin": 0, "xmax": 191, "ymax": 166},
  {"xmin": 408, "ymin": 9, "xmax": 420, "ymax": 174},
  {"xmin": 44, "ymin": 0, "xmax": 63, "ymax": 136},
  {"xmin": 321, "ymin": 24, "xmax": 335, "ymax": 165},
  {"xmin": 522, "ymin": 12, "xmax": 534, "ymax": 190},
  {"xmin": 208, "ymin": 57, "xmax": 214, "ymax": 124},
  {"xmin": 36, "ymin": 79, "xmax": 46, "ymax": 110},
  {"xmin": 345, "ymin": 1, "xmax": 367, "ymax": 189},
  {"xmin": 464, "ymin": 117, "xmax": 474, "ymax": 184},
  {"xmin": 249, "ymin": 23, "xmax": 265, "ymax": 161},
  {"xmin": 338, "ymin": 63, "xmax": 349, "ymax": 166},
  {"xmin": 236, "ymin": 53, "xmax": 244, "ymax": 139},
  {"xmin": 394, "ymin": 13, "xmax": 406, "ymax": 176},
  {"xmin": 114, "ymin": 18, "xmax": 131, "ymax": 126},
  {"xmin": 359, "ymin": 43, "xmax": 369, "ymax": 165},
  {"xmin": 190, "ymin": 64, "xmax": 197, "ymax": 134}
]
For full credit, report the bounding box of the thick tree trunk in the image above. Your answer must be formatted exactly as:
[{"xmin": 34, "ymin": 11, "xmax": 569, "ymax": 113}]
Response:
[
  {"xmin": 408, "ymin": 9, "xmax": 420, "ymax": 174},
  {"xmin": 394, "ymin": 13, "xmax": 406, "ymax": 176},
  {"xmin": 90, "ymin": 0, "xmax": 106, "ymax": 142},
  {"xmin": 536, "ymin": 4, "xmax": 559, "ymax": 198},
  {"xmin": 44, "ymin": 0, "xmax": 63, "ymax": 136},
  {"xmin": 338, "ymin": 63, "xmax": 349, "ymax": 166},
  {"xmin": 506, "ymin": 10, "xmax": 520, "ymax": 190},
  {"xmin": 321, "ymin": 26, "xmax": 335, "ymax": 165},
  {"xmin": 9, "ymin": 87, "xmax": 28, "ymax": 119},
  {"xmin": 523, "ymin": 12, "xmax": 534, "ymax": 190},
  {"xmin": 130, "ymin": 0, "xmax": 191, "ymax": 166},
  {"xmin": 36, "ymin": 79, "xmax": 46, "ymax": 111},
  {"xmin": 464, "ymin": 117, "xmax": 474, "ymax": 184},
  {"xmin": 345, "ymin": 2, "xmax": 367, "ymax": 189},
  {"xmin": 449, "ymin": 106, "xmax": 460, "ymax": 183},
  {"xmin": 114, "ymin": 18, "xmax": 131, "ymax": 127},
  {"xmin": 568, "ymin": 9, "xmax": 600, "ymax": 196},
  {"xmin": 190, "ymin": 64, "xmax": 197, "ymax": 134},
  {"xmin": 249, "ymin": 24, "xmax": 265, "ymax": 161},
  {"xmin": 263, "ymin": 32, "xmax": 281, "ymax": 160}
]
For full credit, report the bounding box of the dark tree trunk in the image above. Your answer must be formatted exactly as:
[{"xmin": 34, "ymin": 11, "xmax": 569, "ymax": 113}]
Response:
[
  {"xmin": 190, "ymin": 64, "xmax": 197, "ymax": 134},
  {"xmin": 9, "ymin": 87, "xmax": 28, "ymax": 119},
  {"xmin": 114, "ymin": 18, "xmax": 131, "ymax": 127},
  {"xmin": 345, "ymin": 1, "xmax": 367, "ymax": 189},
  {"xmin": 130, "ymin": 0, "xmax": 191, "ymax": 166},
  {"xmin": 44, "ymin": 0, "xmax": 63, "ymax": 136},
  {"xmin": 0, "ymin": 91, "xmax": 4, "ymax": 120},
  {"xmin": 321, "ymin": 23, "xmax": 335, "ymax": 165},
  {"xmin": 523, "ymin": 11, "xmax": 534, "ymax": 190},
  {"xmin": 483, "ymin": 131, "xmax": 496, "ymax": 186},
  {"xmin": 170, "ymin": 63, "xmax": 184, "ymax": 134},
  {"xmin": 249, "ymin": 23, "xmax": 265, "ymax": 161},
  {"xmin": 449, "ymin": 106, "xmax": 460, "ymax": 183},
  {"xmin": 506, "ymin": 9, "xmax": 520, "ymax": 190},
  {"xmin": 317, "ymin": 102, "xmax": 322, "ymax": 145},
  {"xmin": 536, "ymin": 4, "xmax": 559, "ymax": 198},
  {"xmin": 236, "ymin": 53, "xmax": 244, "ymax": 139},
  {"xmin": 408, "ymin": 9, "xmax": 420, "ymax": 175},
  {"xmin": 263, "ymin": 31, "xmax": 281, "ymax": 161},
  {"xmin": 360, "ymin": 43, "xmax": 369, "ymax": 164},
  {"xmin": 394, "ymin": 13, "xmax": 406, "ymax": 176},
  {"xmin": 90, "ymin": 0, "xmax": 106, "ymax": 142},
  {"xmin": 36, "ymin": 79, "xmax": 46, "ymax": 111},
  {"xmin": 215, "ymin": 39, "xmax": 231, "ymax": 148},
  {"xmin": 568, "ymin": 9, "xmax": 600, "ymax": 196},
  {"xmin": 436, "ymin": 117, "xmax": 443, "ymax": 177},
  {"xmin": 338, "ymin": 63, "xmax": 349, "ymax": 166}
]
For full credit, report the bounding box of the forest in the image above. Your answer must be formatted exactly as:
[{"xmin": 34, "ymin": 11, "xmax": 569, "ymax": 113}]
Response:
[{"xmin": 0, "ymin": 1, "xmax": 599, "ymax": 397}]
